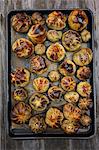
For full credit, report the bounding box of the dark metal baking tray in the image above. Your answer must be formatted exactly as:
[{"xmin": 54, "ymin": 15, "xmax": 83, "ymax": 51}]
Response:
[{"xmin": 7, "ymin": 9, "xmax": 96, "ymax": 139}]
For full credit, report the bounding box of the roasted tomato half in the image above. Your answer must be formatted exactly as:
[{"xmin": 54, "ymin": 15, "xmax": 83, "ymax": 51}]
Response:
[
  {"xmin": 35, "ymin": 44, "xmax": 46, "ymax": 55},
  {"xmin": 46, "ymin": 11, "xmax": 66, "ymax": 30},
  {"xmin": 11, "ymin": 102, "xmax": 31, "ymax": 124},
  {"xmin": 11, "ymin": 68, "xmax": 30, "ymax": 87},
  {"xmin": 45, "ymin": 107, "xmax": 64, "ymax": 128},
  {"xmin": 29, "ymin": 93, "xmax": 49, "ymax": 112},
  {"xmin": 46, "ymin": 42, "xmax": 65, "ymax": 62},
  {"xmin": 63, "ymin": 103, "xmax": 81, "ymax": 121},
  {"xmin": 73, "ymin": 48, "xmax": 93, "ymax": 66},
  {"xmin": 12, "ymin": 38, "xmax": 34, "ymax": 58},
  {"xmin": 81, "ymin": 29, "xmax": 91, "ymax": 42},
  {"xmin": 29, "ymin": 115, "xmax": 47, "ymax": 133},
  {"xmin": 78, "ymin": 97, "xmax": 93, "ymax": 110},
  {"xmin": 61, "ymin": 76, "xmax": 76, "ymax": 92},
  {"xmin": 58, "ymin": 59, "xmax": 76, "ymax": 76},
  {"xmin": 13, "ymin": 88, "xmax": 28, "ymax": 101},
  {"xmin": 64, "ymin": 91, "xmax": 79, "ymax": 103},
  {"xmin": 31, "ymin": 12, "xmax": 45, "ymax": 25},
  {"xmin": 11, "ymin": 13, "xmax": 32, "ymax": 33},
  {"xmin": 62, "ymin": 30, "xmax": 81, "ymax": 52},
  {"xmin": 77, "ymin": 81, "xmax": 92, "ymax": 97},
  {"xmin": 33, "ymin": 77, "xmax": 49, "ymax": 93},
  {"xmin": 68, "ymin": 9, "xmax": 88, "ymax": 31},
  {"xmin": 61, "ymin": 120, "xmax": 79, "ymax": 134},
  {"xmin": 77, "ymin": 66, "xmax": 91, "ymax": 80},
  {"xmin": 48, "ymin": 70, "xmax": 60, "ymax": 82},
  {"xmin": 80, "ymin": 115, "xmax": 91, "ymax": 126},
  {"xmin": 47, "ymin": 30, "xmax": 62, "ymax": 42},
  {"xmin": 48, "ymin": 86, "xmax": 63, "ymax": 101},
  {"xmin": 28, "ymin": 24, "xmax": 46, "ymax": 44},
  {"xmin": 30, "ymin": 55, "xmax": 48, "ymax": 75}
]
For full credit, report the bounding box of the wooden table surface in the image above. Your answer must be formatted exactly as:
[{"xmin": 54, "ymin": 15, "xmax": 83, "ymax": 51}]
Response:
[{"xmin": 0, "ymin": 0, "xmax": 99, "ymax": 150}]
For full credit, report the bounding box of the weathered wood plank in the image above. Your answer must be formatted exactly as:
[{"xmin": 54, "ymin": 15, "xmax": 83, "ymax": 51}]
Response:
[{"xmin": 0, "ymin": 1, "xmax": 8, "ymax": 150}]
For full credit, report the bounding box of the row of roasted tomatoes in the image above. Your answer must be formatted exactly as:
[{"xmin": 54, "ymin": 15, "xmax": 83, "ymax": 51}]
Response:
[
  {"xmin": 11, "ymin": 96, "xmax": 92, "ymax": 134},
  {"xmin": 12, "ymin": 10, "xmax": 91, "ymax": 59},
  {"xmin": 11, "ymin": 65, "xmax": 93, "ymax": 134}
]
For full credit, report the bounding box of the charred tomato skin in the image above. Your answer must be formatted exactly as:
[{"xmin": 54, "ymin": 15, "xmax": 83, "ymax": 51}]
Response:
[
  {"xmin": 77, "ymin": 81, "xmax": 92, "ymax": 97},
  {"xmin": 58, "ymin": 59, "xmax": 76, "ymax": 76},
  {"xmin": 35, "ymin": 44, "xmax": 46, "ymax": 55},
  {"xmin": 48, "ymin": 86, "xmax": 63, "ymax": 101},
  {"xmin": 46, "ymin": 42, "xmax": 65, "ymax": 62},
  {"xmin": 61, "ymin": 76, "xmax": 76, "ymax": 92},
  {"xmin": 11, "ymin": 102, "xmax": 32, "ymax": 124},
  {"xmin": 29, "ymin": 115, "xmax": 47, "ymax": 133},
  {"xmin": 76, "ymin": 66, "xmax": 91, "ymax": 80},
  {"xmin": 31, "ymin": 12, "xmax": 45, "ymax": 25},
  {"xmin": 45, "ymin": 107, "xmax": 64, "ymax": 128},
  {"xmin": 29, "ymin": 93, "xmax": 49, "ymax": 112},
  {"xmin": 63, "ymin": 103, "xmax": 81, "ymax": 121},
  {"xmin": 68, "ymin": 9, "xmax": 88, "ymax": 31},
  {"xmin": 61, "ymin": 120, "xmax": 80, "ymax": 134},
  {"xmin": 13, "ymin": 88, "xmax": 28, "ymax": 101},
  {"xmin": 47, "ymin": 30, "xmax": 62, "ymax": 42},
  {"xmin": 62, "ymin": 30, "xmax": 81, "ymax": 52},
  {"xmin": 80, "ymin": 115, "xmax": 92, "ymax": 126},
  {"xmin": 11, "ymin": 68, "xmax": 30, "ymax": 87},
  {"xmin": 81, "ymin": 29, "xmax": 91, "ymax": 42},
  {"xmin": 73, "ymin": 48, "xmax": 93, "ymax": 66},
  {"xmin": 28, "ymin": 24, "xmax": 46, "ymax": 44},
  {"xmin": 30, "ymin": 55, "xmax": 48, "ymax": 75},
  {"xmin": 11, "ymin": 13, "xmax": 32, "ymax": 33},
  {"xmin": 33, "ymin": 77, "xmax": 49, "ymax": 93},
  {"xmin": 48, "ymin": 70, "xmax": 60, "ymax": 82},
  {"xmin": 46, "ymin": 11, "xmax": 66, "ymax": 30},
  {"xmin": 78, "ymin": 97, "xmax": 93, "ymax": 110},
  {"xmin": 12, "ymin": 38, "xmax": 34, "ymax": 58},
  {"xmin": 64, "ymin": 91, "xmax": 79, "ymax": 103}
]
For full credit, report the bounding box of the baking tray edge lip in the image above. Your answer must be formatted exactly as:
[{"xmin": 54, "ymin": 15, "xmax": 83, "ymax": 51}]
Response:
[
  {"xmin": 7, "ymin": 13, "xmax": 11, "ymax": 140},
  {"xmin": 92, "ymin": 8, "xmax": 97, "ymax": 139},
  {"xmin": 9, "ymin": 133, "xmax": 96, "ymax": 140},
  {"xmin": 7, "ymin": 8, "xmax": 94, "ymax": 16},
  {"xmin": 7, "ymin": 9, "xmax": 96, "ymax": 139}
]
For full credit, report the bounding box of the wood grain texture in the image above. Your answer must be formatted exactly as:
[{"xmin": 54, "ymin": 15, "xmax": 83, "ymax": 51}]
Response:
[{"xmin": 0, "ymin": 0, "xmax": 99, "ymax": 150}]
